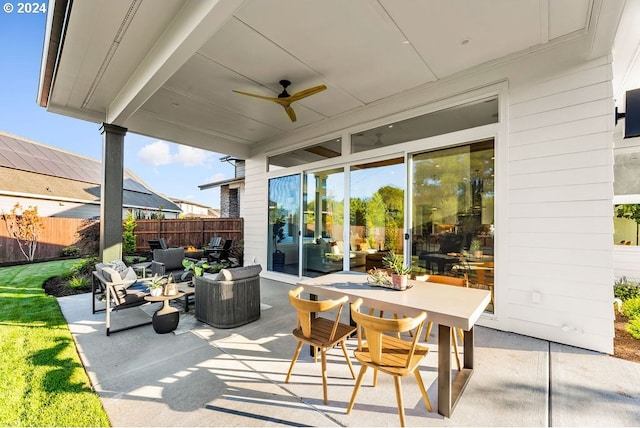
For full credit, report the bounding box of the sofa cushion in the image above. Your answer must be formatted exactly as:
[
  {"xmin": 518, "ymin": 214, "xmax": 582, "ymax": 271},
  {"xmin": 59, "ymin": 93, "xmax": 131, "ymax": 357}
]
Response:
[
  {"xmin": 216, "ymin": 265, "xmax": 262, "ymax": 281},
  {"xmin": 101, "ymin": 266, "xmax": 137, "ymax": 288}
]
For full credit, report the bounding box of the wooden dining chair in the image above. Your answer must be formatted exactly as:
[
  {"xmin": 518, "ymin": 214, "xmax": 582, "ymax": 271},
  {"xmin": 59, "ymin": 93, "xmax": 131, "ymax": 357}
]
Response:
[
  {"xmin": 420, "ymin": 274, "xmax": 467, "ymax": 371},
  {"xmin": 285, "ymin": 286, "xmax": 356, "ymax": 404},
  {"xmin": 346, "ymin": 298, "xmax": 433, "ymax": 427}
]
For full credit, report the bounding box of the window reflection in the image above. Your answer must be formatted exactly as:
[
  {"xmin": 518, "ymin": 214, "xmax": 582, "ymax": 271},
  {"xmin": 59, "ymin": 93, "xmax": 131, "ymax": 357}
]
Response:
[{"xmin": 411, "ymin": 140, "xmax": 495, "ymax": 311}]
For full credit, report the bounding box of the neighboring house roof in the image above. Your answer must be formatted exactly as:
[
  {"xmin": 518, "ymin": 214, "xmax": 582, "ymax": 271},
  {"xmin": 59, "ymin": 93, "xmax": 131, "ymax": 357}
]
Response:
[
  {"xmin": 171, "ymin": 198, "xmax": 220, "ymax": 218},
  {"xmin": 0, "ymin": 132, "xmax": 180, "ymax": 212},
  {"xmin": 198, "ymin": 177, "xmax": 244, "ymax": 191}
]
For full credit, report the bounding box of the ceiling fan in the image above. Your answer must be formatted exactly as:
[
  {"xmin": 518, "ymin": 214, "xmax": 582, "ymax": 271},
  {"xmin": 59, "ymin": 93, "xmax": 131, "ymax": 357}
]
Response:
[{"xmin": 232, "ymin": 79, "xmax": 326, "ymax": 122}]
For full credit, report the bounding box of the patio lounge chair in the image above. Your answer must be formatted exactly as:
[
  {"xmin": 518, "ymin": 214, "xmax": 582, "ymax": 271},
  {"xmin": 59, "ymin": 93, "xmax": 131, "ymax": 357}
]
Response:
[{"xmin": 93, "ymin": 261, "xmax": 151, "ymax": 336}]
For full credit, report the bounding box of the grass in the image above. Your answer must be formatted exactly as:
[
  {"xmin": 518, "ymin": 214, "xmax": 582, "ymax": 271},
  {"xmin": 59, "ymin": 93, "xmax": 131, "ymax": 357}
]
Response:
[{"xmin": 0, "ymin": 259, "xmax": 110, "ymax": 427}]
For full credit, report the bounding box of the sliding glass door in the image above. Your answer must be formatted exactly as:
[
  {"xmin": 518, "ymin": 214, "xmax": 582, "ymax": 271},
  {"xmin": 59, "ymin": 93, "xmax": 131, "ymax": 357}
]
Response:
[
  {"xmin": 350, "ymin": 158, "xmax": 405, "ymax": 272},
  {"xmin": 302, "ymin": 168, "xmax": 344, "ymax": 277},
  {"xmin": 411, "ymin": 139, "xmax": 495, "ymax": 311},
  {"xmin": 268, "ymin": 174, "xmax": 300, "ymax": 274}
]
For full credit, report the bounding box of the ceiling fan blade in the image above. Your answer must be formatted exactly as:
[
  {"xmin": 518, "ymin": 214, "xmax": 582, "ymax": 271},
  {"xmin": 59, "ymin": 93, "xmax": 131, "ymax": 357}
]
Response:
[
  {"xmin": 288, "ymin": 84, "xmax": 327, "ymax": 102},
  {"xmin": 232, "ymin": 89, "xmax": 279, "ymax": 102},
  {"xmin": 284, "ymin": 105, "xmax": 297, "ymax": 122}
]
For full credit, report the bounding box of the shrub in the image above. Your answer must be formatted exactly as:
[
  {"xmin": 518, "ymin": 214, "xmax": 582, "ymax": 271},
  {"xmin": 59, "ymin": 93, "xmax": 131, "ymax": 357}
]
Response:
[
  {"xmin": 621, "ymin": 296, "xmax": 640, "ymax": 318},
  {"xmin": 626, "ymin": 315, "xmax": 640, "ymax": 340},
  {"xmin": 67, "ymin": 274, "xmax": 91, "ymax": 290},
  {"xmin": 614, "ymin": 276, "xmax": 640, "ymax": 301},
  {"xmin": 61, "ymin": 245, "xmax": 81, "ymax": 257},
  {"xmin": 72, "ymin": 256, "xmax": 98, "ymax": 276}
]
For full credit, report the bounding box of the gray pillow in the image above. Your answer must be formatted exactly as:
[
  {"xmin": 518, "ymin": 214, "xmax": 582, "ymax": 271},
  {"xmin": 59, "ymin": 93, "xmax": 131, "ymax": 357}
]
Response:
[
  {"xmin": 216, "ymin": 265, "xmax": 262, "ymax": 281},
  {"xmin": 101, "ymin": 266, "xmax": 137, "ymax": 288}
]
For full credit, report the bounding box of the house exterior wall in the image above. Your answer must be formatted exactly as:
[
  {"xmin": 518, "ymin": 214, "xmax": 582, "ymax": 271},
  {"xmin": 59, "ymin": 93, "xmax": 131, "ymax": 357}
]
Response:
[
  {"xmin": 504, "ymin": 57, "xmax": 615, "ymax": 353},
  {"xmin": 242, "ymin": 49, "xmax": 615, "ymax": 353}
]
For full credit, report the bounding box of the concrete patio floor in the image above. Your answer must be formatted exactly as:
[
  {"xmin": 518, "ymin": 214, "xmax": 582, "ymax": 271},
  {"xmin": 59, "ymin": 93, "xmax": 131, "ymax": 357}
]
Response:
[{"xmin": 57, "ymin": 278, "xmax": 640, "ymax": 427}]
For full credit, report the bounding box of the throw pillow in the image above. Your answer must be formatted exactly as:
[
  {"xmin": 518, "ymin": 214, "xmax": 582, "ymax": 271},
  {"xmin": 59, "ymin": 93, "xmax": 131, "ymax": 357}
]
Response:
[{"xmin": 107, "ymin": 259, "xmax": 128, "ymax": 275}]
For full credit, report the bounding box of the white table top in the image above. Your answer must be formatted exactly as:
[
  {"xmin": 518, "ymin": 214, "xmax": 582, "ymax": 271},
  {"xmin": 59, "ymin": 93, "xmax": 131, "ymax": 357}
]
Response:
[{"xmin": 297, "ymin": 271, "xmax": 491, "ymax": 330}]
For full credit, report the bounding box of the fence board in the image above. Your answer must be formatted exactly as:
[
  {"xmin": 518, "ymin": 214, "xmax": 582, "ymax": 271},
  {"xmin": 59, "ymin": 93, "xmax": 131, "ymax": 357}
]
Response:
[{"xmin": 0, "ymin": 217, "xmax": 244, "ymax": 264}]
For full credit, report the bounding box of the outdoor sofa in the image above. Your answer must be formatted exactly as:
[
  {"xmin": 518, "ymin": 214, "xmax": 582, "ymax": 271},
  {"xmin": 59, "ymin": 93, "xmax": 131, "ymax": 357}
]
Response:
[{"xmin": 194, "ymin": 264, "xmax": 262, "ymax": 328}]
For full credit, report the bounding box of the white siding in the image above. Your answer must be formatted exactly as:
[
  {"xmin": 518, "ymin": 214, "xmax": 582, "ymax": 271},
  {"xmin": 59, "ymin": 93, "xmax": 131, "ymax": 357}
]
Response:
[
  {"xmin": 613, "ymin": 245, "xmax": 640, "ymax": 280},
  {"xmin": 242, "ymin": 50, "xmax": 616, "ymax": 353},
  {"xmin": 241, "ymin": 156, "xmax": 268, "ymax": 267},
  {"xmin": 506, "ymin": 57, "xmax": 615, "ymax": 353}
]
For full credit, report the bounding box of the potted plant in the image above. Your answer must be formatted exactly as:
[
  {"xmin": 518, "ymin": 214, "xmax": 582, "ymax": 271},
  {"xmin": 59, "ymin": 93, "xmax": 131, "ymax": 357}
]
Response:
[
  {"xmin": 367, "ymin": 267, "xmax": 392, "ymax": 287},
  {"xmin": 272, "ymin": 214, "xmax": 286, "ymax": 271},
  {"xmin": 147, "ymin": 274, "xmax": 166, "ymax": 297},
  {"xmin": 470, "ymin": 239, "xmax": 482, "ymax": 258},
  {"xmin": 181, "ymin": 258, "xmax": 210, "ymax": 282},
  {"xmin": 382, "ymin": 251, "xmax": 411, "ymax": 290}
]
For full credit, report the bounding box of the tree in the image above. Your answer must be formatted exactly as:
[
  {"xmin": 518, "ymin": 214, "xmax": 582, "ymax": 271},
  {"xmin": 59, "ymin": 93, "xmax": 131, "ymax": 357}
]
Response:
[
  {"xmin": 1, "ymin": 203, "xmax": 45, "ymax": 261},
  {"xmin": 122, "ymin": 212, "xmax": 137, "ymax": 254}
]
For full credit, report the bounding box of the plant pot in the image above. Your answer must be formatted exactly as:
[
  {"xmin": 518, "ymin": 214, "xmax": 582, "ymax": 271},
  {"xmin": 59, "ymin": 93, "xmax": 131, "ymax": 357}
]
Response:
[
  {"xmin": 273, "ymin": 250, "xmax": 285, "ymax": 272},
  {"xmin": 149, "ymin": 287, "xmax": 163, "ymax": 297},
  {"xmin": 391, "ymin": 274, "xmax": 408, "ymax": 290}
]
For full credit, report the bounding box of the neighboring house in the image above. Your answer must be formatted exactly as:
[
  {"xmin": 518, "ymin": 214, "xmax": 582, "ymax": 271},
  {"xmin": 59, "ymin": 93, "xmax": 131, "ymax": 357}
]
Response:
[
  {"xmin": 0, "ymin": 132, "xmax": 181, "ymax": 219},
  {"xmin": 37, "ymin": 1, "xmax": 640, "ymax": 355},
  {"xmin": 199, "ymin": 157, "xmax": 245, "ymax": 218},
  {"xmin": 171, "ymin": 198, "xmax": 220, "ymax": 218}
]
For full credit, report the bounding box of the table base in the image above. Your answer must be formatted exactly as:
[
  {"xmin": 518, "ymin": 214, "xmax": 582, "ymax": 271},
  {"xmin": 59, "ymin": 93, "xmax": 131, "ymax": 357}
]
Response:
[{"xmin": 152, "ymin": 306, "xmax": 179, "ymax": 334}]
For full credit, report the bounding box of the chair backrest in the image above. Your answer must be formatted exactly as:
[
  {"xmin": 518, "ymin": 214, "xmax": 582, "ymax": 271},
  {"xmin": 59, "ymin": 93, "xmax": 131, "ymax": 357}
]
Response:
[
  {"xmin": 288, "ymin": 286, "xmax": 349, "ymax": 340},
  {"xmin": 423, "ymin": 274, "xmax": 466, "ymax": 287},
  {"xmin": 351, "ymin": 298, "xmax": 426, "ymax": 367},
  {"xmin": 148, "ymin": 238, "xmax": 167, "ymax": 250},
  {"xmin": 208, "ymin": 237, "xmax": 222, "ymax": 248},
  {"xmin": 221, "ymin": 239, "xmax": 233, "ymax": 250}
]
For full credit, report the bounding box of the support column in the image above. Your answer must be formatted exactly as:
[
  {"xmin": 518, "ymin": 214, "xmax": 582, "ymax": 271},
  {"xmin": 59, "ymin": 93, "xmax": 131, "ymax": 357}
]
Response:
[{"xmin": 99, "ymin": 123, "xmax": 127, "ymax": 263}]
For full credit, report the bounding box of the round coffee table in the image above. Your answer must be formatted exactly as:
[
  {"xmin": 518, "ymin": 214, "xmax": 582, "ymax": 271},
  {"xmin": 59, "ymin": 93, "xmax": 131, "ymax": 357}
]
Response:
[{"xmin": 144, "ymin": 292, "xmax": 185, "ymax": 334}]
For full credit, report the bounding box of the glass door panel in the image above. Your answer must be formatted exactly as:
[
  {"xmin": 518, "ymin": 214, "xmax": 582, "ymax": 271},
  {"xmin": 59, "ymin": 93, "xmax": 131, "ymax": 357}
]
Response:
[
  {"xmin": 302, "ymin": 168, "xmax": 344, "ymax": 277},
  {"xmin": 350, "ymin": 158, "xmax": 405, "ymax": 272},
  {"xmin": 411, "ymin": 139, "xmax": 495, "ymax": 312},
  {"xmin": 268, "ymin": 174, "xmax": 300, "ymax": 274}
]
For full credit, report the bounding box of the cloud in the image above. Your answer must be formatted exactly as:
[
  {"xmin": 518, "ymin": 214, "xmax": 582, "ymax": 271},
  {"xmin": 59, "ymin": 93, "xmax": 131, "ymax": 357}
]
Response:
[
  {"xmin": 174, "ymin": 145, "xmax": 213, "ymax": 166},
  {"xmin": 137, "ymin": 141, "xmax": 214, "ymax": 167},
  {"xmin": 138, "ymin": 141, "xmax": 172, "ymax": 166},
  {"xmin": 206, "ymin": 172, "xmax": 227, "ymax": 183}
]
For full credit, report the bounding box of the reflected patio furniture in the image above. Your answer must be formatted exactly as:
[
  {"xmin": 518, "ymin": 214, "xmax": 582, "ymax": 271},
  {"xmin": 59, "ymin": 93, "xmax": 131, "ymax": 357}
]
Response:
[{"xmin": 285, "ymin": 286, "xmax": 356, "ymax": 404}]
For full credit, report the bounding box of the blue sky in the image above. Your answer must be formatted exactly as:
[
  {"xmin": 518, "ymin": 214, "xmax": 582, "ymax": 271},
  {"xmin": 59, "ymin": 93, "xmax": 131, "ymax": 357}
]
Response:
[{"xmin": 0, "ymin": 8, "xmax": 233, "ymax": 208}]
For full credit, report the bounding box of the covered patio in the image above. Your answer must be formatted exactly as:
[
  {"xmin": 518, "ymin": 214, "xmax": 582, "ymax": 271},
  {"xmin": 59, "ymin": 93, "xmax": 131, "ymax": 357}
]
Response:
[{"xmin": 57, "ymin": 278, "xmax": 640, "ymax": 427}]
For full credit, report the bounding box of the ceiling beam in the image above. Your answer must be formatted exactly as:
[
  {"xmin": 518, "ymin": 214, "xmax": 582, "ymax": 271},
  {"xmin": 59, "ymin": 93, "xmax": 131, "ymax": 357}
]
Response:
[{"xmin": 106, "ymin": 0, "xmax": 245, "ymax": 125}]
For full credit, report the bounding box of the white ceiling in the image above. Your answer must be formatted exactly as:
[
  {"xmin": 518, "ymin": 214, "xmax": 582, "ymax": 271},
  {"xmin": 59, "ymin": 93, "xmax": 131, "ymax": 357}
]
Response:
[{"xmin": 41, "ymin": 0, "xmax": 638, "ymax": 159}]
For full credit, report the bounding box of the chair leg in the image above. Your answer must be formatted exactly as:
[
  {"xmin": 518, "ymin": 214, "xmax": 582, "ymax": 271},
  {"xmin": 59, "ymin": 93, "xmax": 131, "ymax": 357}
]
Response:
[
  {"xmin": 393, "ymin": 376, "xmax": 406, "ymax": 427},
  {"xmin": 424, "ymin": 321, "xmax": 433, "ymax": 343},
  {"xmin": 373, "ymin": 368, "xmax": 378, "ymax": 386},
  {"xmin": 321, "ymin": 348, "xmax": 328, "ymax": 404},
  {"xmin": 346, "ymin": 365, "xmax": 368, "ymax": 414},
  {"xmin": 413, "ymin": 368, "xmax": 433, "ymax": 412},
  {"xmin": 340, "ymin": 340, "xmax": 355, "ymax": 379},
  {"xmin": 285, "ymin": 341, "xmax": 303, "ymax": 383},
  {"xmin": 451, "ymin": 329, "xmax": 462, "ymax": 371}
]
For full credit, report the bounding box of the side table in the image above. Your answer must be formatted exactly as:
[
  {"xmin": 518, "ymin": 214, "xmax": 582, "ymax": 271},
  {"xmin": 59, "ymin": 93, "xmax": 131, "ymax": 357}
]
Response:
[
  {"xmin": 131, "ymin": 261, "xmax": 152, "ymax": 278},
  {"xmin": 144, "ymin": 292, "xmax": 185, "ymax": 334}
]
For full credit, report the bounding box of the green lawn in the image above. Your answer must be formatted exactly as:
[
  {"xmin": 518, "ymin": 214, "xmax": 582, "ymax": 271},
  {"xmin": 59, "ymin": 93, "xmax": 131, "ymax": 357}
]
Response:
[{"xmin": 0, "ymin": 260, "xmax": 110, "ymax": 427}]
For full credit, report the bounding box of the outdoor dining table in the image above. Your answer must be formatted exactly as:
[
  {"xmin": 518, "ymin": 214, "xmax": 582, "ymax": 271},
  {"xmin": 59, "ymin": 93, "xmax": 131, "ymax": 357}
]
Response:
[{"xmin": 296, "ymin": 271, "xmax": 491, "ymax": 418}]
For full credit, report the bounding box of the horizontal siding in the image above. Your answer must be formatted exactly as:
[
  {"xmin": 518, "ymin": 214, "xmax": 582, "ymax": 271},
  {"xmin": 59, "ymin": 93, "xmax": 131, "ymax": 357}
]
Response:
[
  {"xmin": 613, "ymin": 246, "xmax": 640, "ymax": 280},
  {"xmin": 506, "ymin": 57, "xmax": 614, "ymax": 353},
  {"xmin": 242, "ymin": 157, "xmax": 268, "ymax": 267}
]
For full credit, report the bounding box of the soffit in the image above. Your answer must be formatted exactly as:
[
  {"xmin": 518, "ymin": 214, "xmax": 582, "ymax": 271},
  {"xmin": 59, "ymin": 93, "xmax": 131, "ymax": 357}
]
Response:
[{"xmin": 44, "ymin": 0, "xmax": 620, "ymax": 157}]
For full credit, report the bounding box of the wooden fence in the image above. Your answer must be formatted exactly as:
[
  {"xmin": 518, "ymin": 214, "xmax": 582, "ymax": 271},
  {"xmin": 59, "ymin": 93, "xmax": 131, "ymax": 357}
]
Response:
[
  {"xmin": 134, "ymin": 218, "xmax": 243, "ymax": 251},
  {"xmin": 0, "ymin": 217, "xmax": 87, "ymax": 264},
  {"xmin": 0, "ymin": 217, "xmax": 244, "ymax": 264}
]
